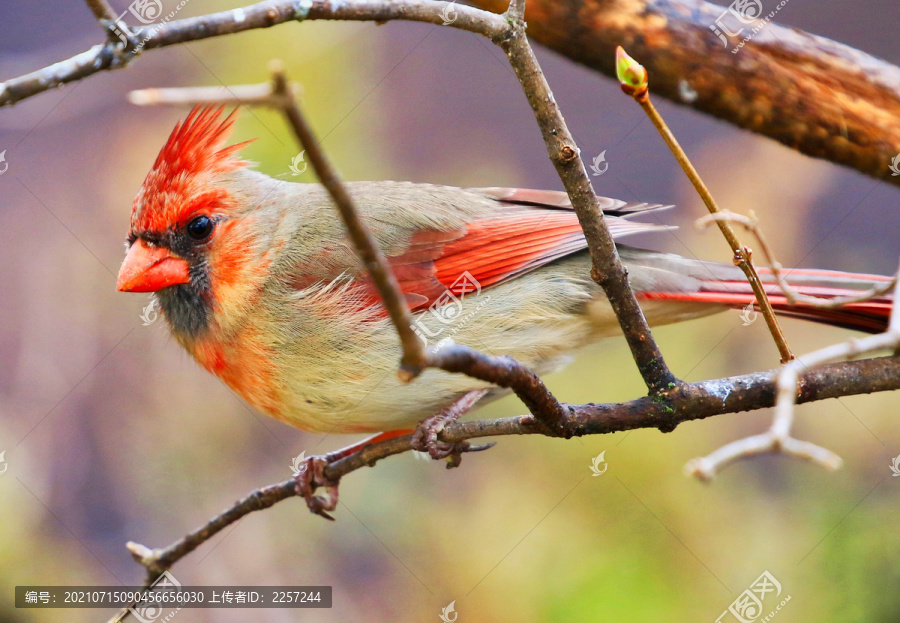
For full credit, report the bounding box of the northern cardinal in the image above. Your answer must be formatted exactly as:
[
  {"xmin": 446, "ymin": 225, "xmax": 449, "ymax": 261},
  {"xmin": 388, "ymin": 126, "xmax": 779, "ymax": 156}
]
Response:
[{"xmin": 117, "ymin": 107, "xmax": 893, "ymax": 451}]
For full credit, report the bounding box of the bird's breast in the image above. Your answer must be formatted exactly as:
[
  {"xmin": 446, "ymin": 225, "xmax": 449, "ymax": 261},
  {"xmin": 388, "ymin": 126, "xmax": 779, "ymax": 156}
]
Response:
[{"xmin": 188, "ymin": 328, "xmax": 284, "ymax": 419}]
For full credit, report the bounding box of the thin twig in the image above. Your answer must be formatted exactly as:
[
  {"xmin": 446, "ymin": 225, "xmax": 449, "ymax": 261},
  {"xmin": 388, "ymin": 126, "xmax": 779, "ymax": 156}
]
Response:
[
  {"xmin": 616, "ymin": 47, "xmax": 793, "ymax": 364},
  {"xmin": 697, "ymin": 211, "xmax": 898, "ymax": 308},
  {"xmin": 686, "ymin": 259, "xmax": 900, "ymax": 481},
  {"xmin": 426, "ymin": 345, "xmax": 569, "ymax": 435},
  {"xmin": 271, "ymin": 63, "xmax": 432, "ymax": 379},
  {"xmin": 83, "ymin": 0, "xmax": 116, "ymax": 22}
]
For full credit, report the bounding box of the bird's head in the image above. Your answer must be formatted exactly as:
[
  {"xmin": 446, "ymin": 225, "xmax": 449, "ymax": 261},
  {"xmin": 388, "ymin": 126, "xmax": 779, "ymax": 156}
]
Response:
[{"xmin": 117, "ymin": 106, "xmax": 259, "ymax": 337}]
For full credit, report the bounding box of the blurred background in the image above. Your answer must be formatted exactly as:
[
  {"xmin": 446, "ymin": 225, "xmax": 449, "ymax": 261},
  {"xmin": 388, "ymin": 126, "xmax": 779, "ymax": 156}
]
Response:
[{"xmin": 1, "ymin": 0, "xmax": 899, "ymax": 621}]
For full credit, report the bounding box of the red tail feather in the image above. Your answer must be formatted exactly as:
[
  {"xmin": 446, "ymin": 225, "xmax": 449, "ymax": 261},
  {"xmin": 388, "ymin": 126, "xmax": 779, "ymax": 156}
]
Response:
[{"xmin": 641, "ymin": 268, "xmax": 893, "ymax": 333}]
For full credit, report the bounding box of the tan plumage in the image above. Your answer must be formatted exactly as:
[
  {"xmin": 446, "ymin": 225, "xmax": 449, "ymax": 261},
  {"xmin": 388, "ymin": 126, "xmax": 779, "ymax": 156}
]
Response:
[{"xmin": 117, "ymin": 107, "xmax": 893, "ymax": 435}]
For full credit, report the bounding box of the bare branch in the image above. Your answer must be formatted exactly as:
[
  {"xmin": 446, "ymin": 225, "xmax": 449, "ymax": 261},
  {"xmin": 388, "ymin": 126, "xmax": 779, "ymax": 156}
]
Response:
[
  {"xmin": 121, "ymin": 355, "xmax": 900, "ymax": 584},
  {"xmin": 497, "ymin": 10, "xmax": 676, "ymax": 392},
  {"xmin": 268, "ymin": 64, "xmax": 432, "ymax": 379},
  {"xmin": 426, "ymin": 344, "xmax": 569, "ymax": 435},
  {"xmin": 83, "ymin": 0, "xmax": 116, "ymax": 22},
  {"xmin": 0, "ymin": 1, "xmax": 507, "ymax": 108}
]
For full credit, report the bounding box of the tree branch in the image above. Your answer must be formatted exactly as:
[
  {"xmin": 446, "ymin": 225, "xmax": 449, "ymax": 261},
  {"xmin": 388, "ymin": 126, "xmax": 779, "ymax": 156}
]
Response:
[
  {"xmin": 120, "ymin": 355, "xmax": 900, "ymax": 589},
  {"xmin": 468, "ymin": 0, "xmax": 900, "ymax": 188},
  {"xmin": 0, "ymin": 1, "xmax": 506, "ymax": 107},
  {"xmin": 83, "ymin": 0, "xmax": 117, "ymax": 23},
  {"xmin": 496, "ymin": 10, "xmax": 676, "ymax": 392}
]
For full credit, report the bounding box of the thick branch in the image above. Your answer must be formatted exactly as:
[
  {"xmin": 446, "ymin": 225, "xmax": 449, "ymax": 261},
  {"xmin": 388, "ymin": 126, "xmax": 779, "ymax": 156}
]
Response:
[{"xmin": 469, "ymin": 0, "xmax": 900, "ymax": 187}]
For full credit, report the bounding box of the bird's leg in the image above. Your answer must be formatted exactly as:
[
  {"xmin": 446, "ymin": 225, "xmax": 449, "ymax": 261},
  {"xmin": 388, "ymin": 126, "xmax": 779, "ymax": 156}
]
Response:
[
  {"xmin": 411, "ymin": 389, "xmax": 493, "ymax": 464},
  {"xmin": 324, "ymin": 429, "xmax": 414, "ymax": 463},
  {"xmin": 296, "ymin": 392, "xmax": 493, "ymax": 516},
  {"xmin": 293, "ymin": 456, "xmax": 340, "ymax": 520},
  {"xmin": 294, "ymin": 430, "xmax": 417, "ymax": 519}
]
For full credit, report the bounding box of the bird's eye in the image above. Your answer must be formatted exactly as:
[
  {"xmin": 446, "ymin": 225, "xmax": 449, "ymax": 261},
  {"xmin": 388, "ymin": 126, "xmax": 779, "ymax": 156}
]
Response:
[{"xmin": 186, "ymin": 215, "xmax": 214, "ymax": 241}]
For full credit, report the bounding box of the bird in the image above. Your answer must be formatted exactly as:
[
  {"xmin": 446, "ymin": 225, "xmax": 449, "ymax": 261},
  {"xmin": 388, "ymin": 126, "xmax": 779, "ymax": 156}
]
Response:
[{"xmin": 116, "ymin": 106, "xmax": 893, "ymax": 462}]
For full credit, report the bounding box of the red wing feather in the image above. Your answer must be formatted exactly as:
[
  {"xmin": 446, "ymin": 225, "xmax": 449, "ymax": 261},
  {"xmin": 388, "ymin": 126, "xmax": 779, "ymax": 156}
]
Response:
[
  {"xmin": 387, "ymin": 198, "xmax": 667, "ymax": 311},
  {"xmin": 319, "ymin": 187, "xmax": 668, "ymax": 313}
]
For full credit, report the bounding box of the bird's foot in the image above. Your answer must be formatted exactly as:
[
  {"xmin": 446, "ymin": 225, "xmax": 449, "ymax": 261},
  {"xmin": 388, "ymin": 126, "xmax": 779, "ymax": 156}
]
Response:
[
  {"xmin": 292, "ymin": 455, "xmax": 340, "ymax": 520},
  {"xmin": 411, "ymin": 389, "xmax": 494, "ymax": 467}
]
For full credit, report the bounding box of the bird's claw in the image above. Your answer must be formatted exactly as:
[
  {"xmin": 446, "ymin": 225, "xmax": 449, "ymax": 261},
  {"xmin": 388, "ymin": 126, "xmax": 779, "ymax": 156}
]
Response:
[
  {"xmin": 411, "ymin": 413, "xmax": 457, "ymax": 460},
  {"xmin": 411, "ymin": 415, "xmax": 496, "ymax": 467},
  {"xmin": 411, "ymin": 389, "xmax": 493, "ymax": 467},
  {"xmin": 292, "ymin": 455, "xmax": 340, "ymax": 520},
  {"xmin": 444, "ymin": 441, "xmax": 497, "ymax": 469}
]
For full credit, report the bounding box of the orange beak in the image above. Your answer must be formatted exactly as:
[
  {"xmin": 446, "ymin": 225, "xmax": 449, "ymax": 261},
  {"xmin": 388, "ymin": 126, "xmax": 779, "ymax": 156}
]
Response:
[{"xmin": 116, "ymin": 239, "xmax": 191, "ymax": 292}]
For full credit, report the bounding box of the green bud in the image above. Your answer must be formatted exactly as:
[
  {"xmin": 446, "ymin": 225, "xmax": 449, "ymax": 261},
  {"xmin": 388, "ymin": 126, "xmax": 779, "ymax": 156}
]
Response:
[{"xmin": 615, "ymin": 46, "xmax": 648, "ymax": 93}]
